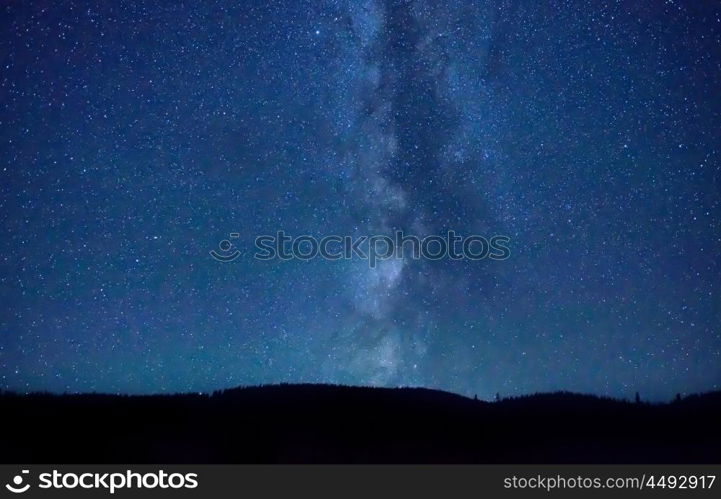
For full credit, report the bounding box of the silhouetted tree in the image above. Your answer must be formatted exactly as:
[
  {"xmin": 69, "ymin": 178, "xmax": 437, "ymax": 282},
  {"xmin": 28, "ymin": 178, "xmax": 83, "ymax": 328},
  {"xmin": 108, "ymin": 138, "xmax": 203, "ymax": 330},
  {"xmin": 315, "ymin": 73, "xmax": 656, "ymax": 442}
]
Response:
[
  {"xmin": 1, "ymin": 385, "xmax": 721, "ymax": 464},
  {"xmin": 676, "ymin": 393, "xmax": 682, "ymax": 403},
  {"xmin": 635, "ymin": 392, "xmax": 641, "ymax": 404}
]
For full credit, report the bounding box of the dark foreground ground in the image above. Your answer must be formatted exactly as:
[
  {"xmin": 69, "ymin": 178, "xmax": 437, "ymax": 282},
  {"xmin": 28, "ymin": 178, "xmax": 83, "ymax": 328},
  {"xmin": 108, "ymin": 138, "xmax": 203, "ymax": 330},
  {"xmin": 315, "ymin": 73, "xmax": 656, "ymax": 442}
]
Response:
[{"xmin": 1, "ymin": 384, "xmax": 719, "ymax": 463}]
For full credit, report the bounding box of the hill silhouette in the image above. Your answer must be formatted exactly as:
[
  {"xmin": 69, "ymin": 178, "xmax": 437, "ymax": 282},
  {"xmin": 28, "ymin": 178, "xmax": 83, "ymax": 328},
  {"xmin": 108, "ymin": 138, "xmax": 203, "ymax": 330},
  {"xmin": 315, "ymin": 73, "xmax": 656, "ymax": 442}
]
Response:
[{"xmin": 1, "ymin": 384, "xmax": 719, "ymax": 463}]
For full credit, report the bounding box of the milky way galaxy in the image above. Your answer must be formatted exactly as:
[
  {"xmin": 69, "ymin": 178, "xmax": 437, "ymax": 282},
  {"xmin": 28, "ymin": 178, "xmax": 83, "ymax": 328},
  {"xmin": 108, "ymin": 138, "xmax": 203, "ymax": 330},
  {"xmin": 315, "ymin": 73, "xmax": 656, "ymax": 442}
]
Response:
[{"xmin": 1, "ymin": 0, "xmax": 720, "ymax": 400}]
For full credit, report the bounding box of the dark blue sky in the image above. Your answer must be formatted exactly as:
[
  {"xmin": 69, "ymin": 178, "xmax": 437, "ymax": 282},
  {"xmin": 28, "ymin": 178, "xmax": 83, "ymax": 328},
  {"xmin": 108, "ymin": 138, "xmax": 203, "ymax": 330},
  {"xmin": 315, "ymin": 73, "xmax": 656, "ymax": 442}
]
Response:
[{"xmin": 1, "ymin": 0, "xmax": 720, "ymax": 400}]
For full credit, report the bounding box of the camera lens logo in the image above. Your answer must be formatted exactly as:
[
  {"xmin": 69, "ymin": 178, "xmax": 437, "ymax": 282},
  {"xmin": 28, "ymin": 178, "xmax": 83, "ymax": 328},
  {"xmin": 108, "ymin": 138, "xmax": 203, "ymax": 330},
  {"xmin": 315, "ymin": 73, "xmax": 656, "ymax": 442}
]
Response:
[
  {"xmin": 5, "ymin": 470, "xmax": 30, "ymax": 494},
  {"xmin": 210, "ymin": 233, "xmax": 241, "ymax": 262}
]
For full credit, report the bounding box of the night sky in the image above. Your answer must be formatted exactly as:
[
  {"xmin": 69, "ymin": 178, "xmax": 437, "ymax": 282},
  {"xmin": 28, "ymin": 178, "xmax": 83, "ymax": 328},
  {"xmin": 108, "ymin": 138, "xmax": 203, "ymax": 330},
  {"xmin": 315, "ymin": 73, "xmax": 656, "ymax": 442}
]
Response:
[{"xmin": 1, "ymin": 0, "xmax": 720, "ymax": 401}]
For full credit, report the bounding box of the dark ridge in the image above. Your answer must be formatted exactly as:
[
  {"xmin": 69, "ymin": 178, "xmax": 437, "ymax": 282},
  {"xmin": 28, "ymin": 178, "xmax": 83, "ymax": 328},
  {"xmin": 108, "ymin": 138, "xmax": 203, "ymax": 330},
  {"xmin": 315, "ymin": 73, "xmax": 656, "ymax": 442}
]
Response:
[{"xmin": 1, "ymin": 384, "xmax": 719, "ymax": 463}]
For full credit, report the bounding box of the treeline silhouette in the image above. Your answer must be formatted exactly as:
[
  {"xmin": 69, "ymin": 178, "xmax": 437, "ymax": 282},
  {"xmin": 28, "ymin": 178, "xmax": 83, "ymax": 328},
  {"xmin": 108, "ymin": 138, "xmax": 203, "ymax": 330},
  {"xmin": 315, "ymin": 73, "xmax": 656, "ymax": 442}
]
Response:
[{"xmin": 1, "ymin": 384, "xmax": 719, "ymax": 463}]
